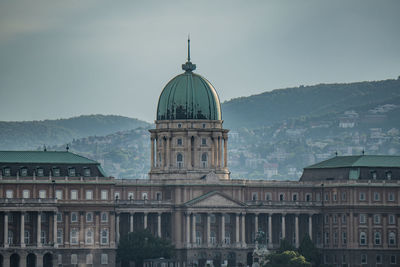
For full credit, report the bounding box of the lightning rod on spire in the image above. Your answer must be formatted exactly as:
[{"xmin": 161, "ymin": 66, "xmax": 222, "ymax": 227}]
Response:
[{"xmin": 187, "ymin": 35, "xmax": 191, "ymax": 62}]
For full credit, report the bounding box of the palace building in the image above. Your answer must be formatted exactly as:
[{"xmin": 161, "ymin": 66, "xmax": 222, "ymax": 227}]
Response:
[{"xmin": 0, "ymin": 42, "xmax": 399, "ymax": 267}]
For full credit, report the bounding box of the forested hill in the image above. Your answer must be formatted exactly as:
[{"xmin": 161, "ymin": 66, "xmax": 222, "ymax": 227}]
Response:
[
  {"xmin": 0, "ymin": 115, "xmax": 151, "ymax": 150},
  {"xmin": 222, "ymin": 78, "xmax": 400, "ymax": 129}
]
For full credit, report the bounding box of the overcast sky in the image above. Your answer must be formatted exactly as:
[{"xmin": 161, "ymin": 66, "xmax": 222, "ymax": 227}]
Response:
[{"xmin": 0, "ymin": 0, "xmax": 399, "ymax": 122}]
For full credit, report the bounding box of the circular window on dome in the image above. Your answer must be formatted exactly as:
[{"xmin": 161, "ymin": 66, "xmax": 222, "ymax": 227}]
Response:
[{"xmin": 178, "ymin": 123, "xmax": 182, "ymax": 128}]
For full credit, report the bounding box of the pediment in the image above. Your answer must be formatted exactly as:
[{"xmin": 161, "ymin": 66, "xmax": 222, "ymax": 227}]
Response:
[{"xmin": 184, "ymin": 191, "xmax": 246, "ymax": 208}]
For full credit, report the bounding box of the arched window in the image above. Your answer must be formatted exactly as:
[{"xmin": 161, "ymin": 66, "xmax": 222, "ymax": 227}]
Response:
[
  {"xmin": 279, "ymin": 193, "xmax": 285, "ymax": 201},
  {"xmin": 201, "ymin": 153, "xmax": 208, "ymax": 168},
  {"xmin": 360, "ymin": 232, "xmax": 367, "ymax": 245},
  {"xmin": 86, "ymin": 212, "xmax": 93, "ymax": 222},
  {"xmin": 86, "ymin": 229, "xmax": 93, "ymax": 244},
  {"xmin": 375, "ymin": 232, "xmax": 381, "ymax": 245},
  {"xmin": 389, "ymin": 232, "xmax": 396, "ymax": 245},
  {"xmin": 177, "ymin": 153, "xmax": 183, "ymax": 168},
  {"xmin": 70, "ymin": 228, "xmax": 78, "ymax": 244},
  {"xmin": 101, "ymin": 229, "xmax": 109, "ymax": 245}
]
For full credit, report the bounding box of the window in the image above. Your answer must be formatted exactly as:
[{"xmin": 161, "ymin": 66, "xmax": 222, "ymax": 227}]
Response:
[
  {"xmin": 57, "ymin": 229, "xmax": 63, "ymax": 244},
  {"xmin": 324, "ymin": 232, "xmax": 330, "ymax": 245},
  {"xmin": 70, "ymin": 190, "xmax": 78, "ymax": 200},
  {"xmin": 386, "ymin": 171, "xmax": 392, "ymax": 180},
  {"xmin": 6, "ymin": 190, "xmax": 13, "ymax": 198},
  {"xmin": 324, "ymin": 193, "xmax": 329, "ymax": 201},
  {"xmin": 57, "ymin": 212, "xmax": 63, "ymax": 222},
  {"xmin": 56, "ymin": 190, "xmax": 63, "ymax": 200},
  {"xmin": 142, "ymin": 192, "xmax": 148, "ymax": 200},
  {"xmin": 8, "ymin": 230, "xmax": 13, "ymax": 244},
  {"xmin": 22, "ymin": 190, "xmax": 30, "ymax": 199},
  {"xmin": 374, "ymin": 214, "xmax": 381, "ymax": 224},
  {"xmin": 101, "ymin": 190, "xmax": 108, "ymax": 200},
  {"xmin": 292, "ymin": 193, "xmax": 298, "ymax": 201},
  {"xmin": 177, "ymin": 123, "xmax": 182, "ymax": 128},
  {"xmin": 305, "ymin": 194, "xmax": 311, "ymax": 202},
  {"xmin": 333, "ymin": 193, "xmax": 337, "ymax": 201},
  {"xmin": 86, "ymin": 212, "xmax": 93, "ymax": 222},
  {"xmin": 25, "ymin": 213, "xmax": 31, "ymax": 222},
  {"xmin": 210, "ymin": 214, "xmax": 216, "ymax": 224},
  {"xmin": 371, "ymin": 171, "xmax": 377, "ymax": 179},
  {"xmin": 128, "ymin": 192, "xmax": 134, "ymax": 200},
  {"xmin": 201, "ymin": 153, "xmax": 208, "ymax": 168},
  {"xmin": 225, "ymin": 231, "xmax": 231, "ymax": 244},
  {"xmin": 156, "ymin": 192, "xmax": 162, "ymax": 201},
  {"xmin": 86, "ymin": 190, "xmax": 93, "ymax": 200},
  {"xmin": 40, "ymin": 230, "xmax": 47, "ymax": 244},
  {"xmin": 101, "ymin": 228, "xmax": 109, "ymax": 244},
  {"xmin": 361, "ymin": 254, "xmax": 367, "ymax": 264},
  {"xmin": 341, "ymin": 192, "xmax": 346, "ymax": 201},
  {"xmin": 342, "ymin": 255, "xmax": 347, "ymax": 264},
  {"xmin": 375, "ymin": 231, "xmax": 381, "ymax": 245},
  {"xmin": 177, "ymin": 153, "xmax": 183, "ymax": 168},
  {"xmin": 324, "ymin": 215, "xmax": 329, "ymax": 224},
  {"xmin": 86, "ymin": 254, "xmax": 93, "ymax": 264},
  {"xmin": 24, "ymin": 230, "xmax": 30, "ymax": 244},
  {"xmin": 83, "ymin": 168, "xmax": 91, "ymax": 177},
  {"xmin": 389, "ymin": 232, "xmax": 396, "ymax": 245},
  {"xmin": 376, "ymin": 254, "xmax": 382, "ymax": 264},
  {"xmin": 71, "ymin": 212, "xmax": 78, "ymax": 223},
  {"xmin": 195, "ymin": 214, "xmax": 202, "ymax": 223},
  {"xmin": 388, "ymin": 192, "xmax": 395, "ymax": 201},
  {"xmin": 4, "ymin": 167, "xmax": 11, "ymax": 176},
  {"xmin": 202, "ymin": 123, "xmax": 206, "ymax": 128},
  {"xmin": 359, "ymin": 214, "xmax": 366, "ymax": 224},
  {"xmin": 279, "ymin": 193, "xmax": 285, "ymax": 201},
  {"xmin": 70, "ymin": 229, "xmax": 78, "ymax": 244},
  {"xmin": 71, "ymin": 254, "xmax": 78, "ymax": 265},
  {"xmin": 39, "ymin": 190, "xmax": 46, "ymax": 199},
  {"xmin": 41, "ymin": 213, "xmax": 47, "ymax": 222},
  {"xmin": 333, "ymin": 231, "xmax": 338, "ymax": 245},
  {"xmin": 20, "ymin": 168, "xmax": 28, "ymax": 176},
  {"xmin": 177, "ymin": 138, "xmax": 182, "ymax": 146},
  {"xmin": 333, "ymin": 214, "xmax": 337, "ymax": 224},
  {"xmin": 224, "ymin": 214, "xmax": 231, "ymax": 224},
  {"xmin": 36, "ymin": 168, "xmax": 44, "ymax": 177},
  {"xmin": 101, "ymin": 212, "xmax": 108, "ymax": 222},
  {"xmin": 101, "ymin": 254, "xmax": 108, "ymax": 265},
  {"xmin": 360, "ymin": 232, "xmax": 367, "ymax": 245},
  {"xmin": 252, "ymin": 192, "xmax": 258, "ymax": 201},
  {"xmin": 342, "ymin": 214, "xmax": 347, "ymax": 224},
  {"xmin": 68, "ymin": 168, "xmax": 76, "ymax": 177},
  {"xmin": 8, "ymin": 214, "xmax": 14, "ymax": 223},
  {"xmin": 196, "ymin": 231, "xmax": 202, "ymax": 244},
  {"xmin": 85, "ymin": 229, "xmax": 93, "ymax": 244},
  {"xmin": 316, "ymin": 193, "xmax": 321, "ymax": 202},
  {"xmin": 53, "ymin": 168, "xmax": 60, "ymax": 177},
  {"xmin": 58, "ymin": 255, "xmax": 62, "ymax": 265},
  {"xmin": 210, "ymin": 231, "xmax": 216, "ymax": 244},
  {"xmin": 266, "ymin": 192, "xmax": 272, "ymax": 201},
  {"xmin": 389, "ymin": 214, "xmax": 395, "ymax": 224},
  {"xmin": 391, "ymin": 255, "xmax": 397, "ymax": 264},
  {"xmin": 342, "ymin": 231, "xmax": 347, "ymax": 245},
  {"xmin": 114, "ymin": 191, "xmax": 120, "ymax": 200},
  {"xmin": 374, "ymin": 192, "xmax": 380, "ymax": 201},
  {"xmin": 359, "ymin": 192, "xmax": 366, "ymax": 201},
  {"xmin": 202, "ymin": 138, "xmax": 207, "ymax": 145}
]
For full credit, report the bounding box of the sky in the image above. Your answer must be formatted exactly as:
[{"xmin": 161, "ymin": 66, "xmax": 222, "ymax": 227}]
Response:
[{"xmin": 0, "ymin": 0, "xmax": 399, "ymax": 123}]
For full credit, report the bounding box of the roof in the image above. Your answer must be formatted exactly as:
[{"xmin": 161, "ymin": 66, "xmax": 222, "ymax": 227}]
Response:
[
  {"xmin": 305, "ymin": 155, "xmax": 400, "ymax": 169},
  {"xmin": 0, "ymin": 151, "xmax": 99, "ymax": 165}
]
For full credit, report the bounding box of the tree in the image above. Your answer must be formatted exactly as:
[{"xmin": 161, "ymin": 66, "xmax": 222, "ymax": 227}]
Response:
[
  {"xmin": 262, "ymin": 250, "xmax": 311, "ymax": 267},
  {"xmin": 298, "ymin": 235, "xmax": 321, "ymax": 267},
  {"xmin": 117, "ymin": 230, "xmax": 175, "ymax": 267}
]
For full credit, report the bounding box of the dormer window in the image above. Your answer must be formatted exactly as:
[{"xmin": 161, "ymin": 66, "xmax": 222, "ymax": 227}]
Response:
[
  {"xmin": 20, "ymin": 168, "xmax": 28, "ymax": 177},
  {"xmin": 4, "ymin": 167, "xmax": 11, "ymax": 176},
  {"xmin": 371, "ymin": 170, "xmax": 377, "ymax": 179},
  {"xmin": 83, "ymin": 168, "xmax": 91, "ymax": 177},
  {"xmin": 386, "ymin": 171, "xmax": 392, "ymax": 180},
  {"xmin": 36, "ymin": 168, "xmax": 44, "ymax": 177},
  {"xmin": 53, "ymin": 168, "xmax": 60, "ymax": 177},
  {"xmin": 68, "ymin": 168, "xmax": 76, "ymax": 177}
]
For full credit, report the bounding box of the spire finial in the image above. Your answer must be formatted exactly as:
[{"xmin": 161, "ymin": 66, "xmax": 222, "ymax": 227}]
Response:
[{"xmin": 182, "ymin": 36, "xmax": 196, "ymax": 72}]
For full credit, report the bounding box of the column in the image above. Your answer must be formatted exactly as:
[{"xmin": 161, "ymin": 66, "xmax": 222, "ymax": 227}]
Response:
[
  {"xmin": 211, "ymin": 138, "xmax": 215, "ymax": 168},
  {"xmin": 130, "ymin": 213, "xmax": 134, "ymax": 232},
  {"xmin": 53, "ymin": 212, "xmax": 58, "ymax": 247},
  {"xmin": 187, "ymin": 136, "xmax": 192, "ymax": 169},
  {"xmin": 95, "ymin": 212, "xmax": 100, "ymax": 246},
  {"xmin": 217, "ymin": 137, "xmax": 221, "ymax": 167},
  {"xmin": 143, "ymin": 212, "xmax": 148, "ymax": 230},
  {"xmin": 207, "ymin": 213, "xmax": 211, "ymax": 246},
  {"xmin": 157, "ymin": 212, "xmax": 162, "ymax": 238},
  {"xmin": 295, "ymin": 214, "xmax": 299, "ymax": 248},
  {"xmin": 191, "ymin": 213, "xmax": 196, "ymax": 244},
  {"xmin": 223, "ymin": 137, "xmax": 228, "ymax": 168},
  {"xmin": 235, "ymin": 213, "xmax": 240, "ymax": 245},
  {"xmin": 64, "ymin": 212, "xmax": 70, "ymax": 246},
  {"xmin": 37, "ymin": 212, "xmax": 42, "ymax": 247},
  {"xmin": 308, "ymin": 214, "xmax": 313, "ymax": 240},
  {"xmin": 214, "ymin": 137, "xmax": 219, "ymax": 168},
  {"xmin": 221, "ymin": 213, "xmax": 225, "ymax": 245},
  {"xmin": 80, "ymin": 212, "xmax": 84, "ymax": 246},
  {"xmin": 151, "ymin": 137, "xmax": 155, "ymax": 168},
  {"xmin": 20, "ymin": 212, "xmax": 25, "ymax": 248},
  {"xmin": 241, "ymin": 213, "xmax": 246, "ymax": 246},
  {"xmin": 254, "ymin": 213, "xmax": 259, "ymax": 241},
  {"xmin": 166, "ymin": 137, "xmax": 171, "ymax": 168},
  {"xmin": 116, "ymin": 213, "xmax": 120, "ymax": 244},
  {"xmin": 110, "ymin": 212, "xmax": 115, "ymax": 247},
  {"xmin": 268, "ymin": 214, "xmax": 272, "ymax": 247},
  {"xmin": 281, "ymin": 213, "xmax": 286, "ymax": 240},
  {"xmin": 185, "ymin": 213, "xmax": 190, "ymax": 246},
  {"xmin": 4, "ymin": 212, "xmax": 8, "ymax": 248}
]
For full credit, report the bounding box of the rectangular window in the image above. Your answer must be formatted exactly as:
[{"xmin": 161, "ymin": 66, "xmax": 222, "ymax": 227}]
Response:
[
  {"xmin": 359, "ymin": 192, "xmax": 366, "ymax": 201},
  {"xmin": 252, "ymin": 192, "xmax": 258, "ymax": 201},
  {"xmin": 68, "ymin": 168, "xmax": 76, "ymax": 177},
  {"xmin": 20, "ymin": 168, "xmax": 28, "ymax": 176},
  {"xmin": 57, "ymin": 212, "xmax": 63, "ymax": 222},
  {"xmin": 359, "ymin": 214, "xmax": 366, "ymax": 224},
  {"xmin": 333, "ymin": 215, "xmax": 337, "ymax": 224},
  {"xmin": 39, "ymin": 190, "xmax": 46, "ymax": 199},
  {"xmin": 324, "ymin": 193, "xmax": 329, "ymax": 201},
  {"xmin": 210, "ymin": 214, "xmax": 216, "ymax": 224},
  {"xmin": 201, "ymin": 138, "xmax": 207, "ymax": 145},
  {"xmin": 292, "ymin": 193, "xmax": 298, "ymax": 201},
  {"xmin": 156, "ymin": 192, "xmax": 162, "ymax": 201},
  {"xmin": 101, "ymin": 190, "xmax": 108, "ymax": 200},
  {"xmin": 305, "ymin": 193, "xmax": 311, "ymax": 202},
  {"xmin": 37, "ymin": 168, "xmax": 44, "ymax": 177},
  {"xmin": 53, "ymin": 168, "xmax": 60, "ymax": 177},
  {"xmin": 374, "ymin": 214, "xmax": 381, "ymax": 224},
  {"xmin": 177, "ymin": 138, "xmax": 182, "ymax": 146},
  {"xmin": 101, "ymin": 254, "xmax": 108, "ymax": 265},
  {"xmin": 388, "ymin": 192, "xmax": 395, "ymax": 201},
  {"xmin": 70, "ymin": 229, "xmax": 78, "ymax": 244},
  {"xmin": 101, "ymin": 229, "xmax": 109, "ymax": 244},
  {"xmin": 4, "ymin": 168, "xmax": 11, "ymax": 176},
  {"xmin": 128, "ymin": 192, "xmax": 134, "ymax": 200},
  {"xmin": 266, "ymin": 193, "xmax": 272, "ymax": 201},
  {"xmin": 71, "ymin": 254, "xmax": 78, "ymax": 264},
  {"xmin": 391, "ymin": 255, "xmax": 397, "ymax": 264},
  {"xmin": 342, "ymin": 231, "xmax": 347, "ymax": 245},
  {"xmin": 101, "ymin": 212, "xmax": 108, "ymax": 222},
  {"xmin": 342, "ymin": 214, "xmax": 346, "ymax": 224},
  {"xmin": 56, "ymin": 190, "xmax": 63, "ymax": 200},
  {"xmin": 71, "ymin": 212, "xmax": 78, "ymax": 223},
  {"xmin": 22, "ymin": 190, "xmax": 30, "ymax": 199},
  {"xmin": 70, "ymin": 190, "xmax": 78, "ymax": 200},
  {"xmin": 374, "ymin": 192, "xmax": 380, "ymax": 201},
  {"xmin": 85, "ymin": 190, "xmax": 93, "ymax": 200},
  {"xmin": 341, "ymin": 192, "xmax": 346, "ymax": 201},
  {"xmin": 376, "ymin": 254, "xmax": 382, "ymax": 264},
  {"xmin": 361, "ymin": 254, "xmax": 367, "ymax": 264},
  {"xmin": 114, "ymin": 191, "xmax": 120, "ymax": 200},
  {"xmin": 333, "ymin": 193, "xmax": 337, "ymax": 201},
  {"xmin": 6, "ymin": 190, "xmax": 13, "ymax": 198},
  {"xmin": 389, "ymin": 214, "xmax": 395, "ymax": 225},
  {"xmin": 333, "ymin": 231, "xmax": 338, "ymax": 245},
  {"xmin": 324, "ymin": 232, "xmax": 330, "ymax": 245},
  {"xmin": 57, "ymin": 229, "xmax": 63, "ymax": 244},
  {"xmin": 83, "ymin": 168, "xmax": 91, "ymax": 177},
  {"xmin": 86, "ymin": 212, "xmax": 93, "ymax": 222},
  {"xmin": 195, "ymin": 214, "xmax": 202, "ymax": 224}
]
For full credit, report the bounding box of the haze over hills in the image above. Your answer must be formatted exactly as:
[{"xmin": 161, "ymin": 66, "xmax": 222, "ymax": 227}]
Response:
[{"xmin": 1, "ymin": 78, "xmax": 399, "ymax": 179}]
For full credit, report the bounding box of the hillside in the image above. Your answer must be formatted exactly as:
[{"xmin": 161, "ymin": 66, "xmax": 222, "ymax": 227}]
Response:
[
  {"xmin": 0, "ymin": 115, "xmax": 151, "ymax": 150},
  {"xmin": 222, "ymin": 78, "xmax": 400, "ymax": 129}
]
